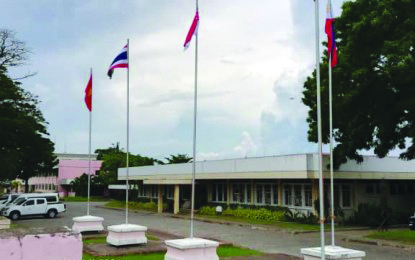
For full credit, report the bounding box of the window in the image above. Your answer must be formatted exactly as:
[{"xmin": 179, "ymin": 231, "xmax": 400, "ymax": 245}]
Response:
[
  {"xmin": 342, "ymin": 185, "xmax": 351, "ymax": 207},
  {"xmin": 37, "ymin": 199, "xmax": 45, "ymax": 205},
  {"xmin": 294, "ymin": 185, "xmax": 302, "ymax": 206},
  {"xmin": 165, "ymin": 186, "xmax": 173, "ymax": 199},
  {"xmin": 255, "ymin": 184, "xmax": 278, "ymax": 205},
  {"xmin": 45, "ymin": 196, "xmax": 57, "ymax": 203},
  {"xmin": 304, "ymin": 185, "xmax": 312, "ymax": 207},
  {"xmin": 284, "ymin": 185, "xmax": 292, "ymax": 206},
  {"xmin": 232, "ymin": 183, "xmax": 250, "ymax": 204},
  {"xmin": 283, "ymin": 184, "xmax": 315, "ymax": 208},
  {"xmin": 325, "ymin": 184, "xmax": 352, "ymax": 208},
  {"xmin": 212, "ymin": 183, "xmax": 227, "ymax": 202},
  {"xmin": 25, "ymin": 200, "xmax": 34, "ymax": 206},
  {"xmin": 151, "ymin": 186, "xmax": 158, "ymax": 198}
]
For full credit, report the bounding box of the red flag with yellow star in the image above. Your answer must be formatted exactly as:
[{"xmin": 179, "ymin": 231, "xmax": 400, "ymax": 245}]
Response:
[{"xmin": 84, "ymin": 72, "xmax": 92, "ymax": 111}]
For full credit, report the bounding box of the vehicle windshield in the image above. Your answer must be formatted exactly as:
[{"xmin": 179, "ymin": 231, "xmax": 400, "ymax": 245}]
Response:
[
  {"xmin": 0, "ymin": 195, "xmax": 8, "ymax": 200},
  {"xmin": 13, "ymin": 198, "xmax": 26, "ymax": 205}
]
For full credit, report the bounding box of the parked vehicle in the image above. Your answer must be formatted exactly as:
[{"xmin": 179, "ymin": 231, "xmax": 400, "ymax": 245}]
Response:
[
  {"xmin": 1, "ymin": 197, "xmax": 66, "ymax": 220},
  {"xmin": 0, "ymin": 194, "xmax": 20, "ymax": 210},
  {"xmin": 8, "ymin": 193, "xmax": 60, "ymax": 205}
]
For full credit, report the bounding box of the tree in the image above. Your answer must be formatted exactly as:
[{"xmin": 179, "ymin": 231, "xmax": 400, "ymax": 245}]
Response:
[
  {"xmin": 0, "ymin": 62, "xmax": 56, "ymax": 191},
  {"xmin": 0, "ymin": 29, "xmax": 30, "ymax": 69},
  {"xmin": 164, "ymin": 154, "xmax": 192, "ymax": 164},
  {"xmin": 302, "ymin": 0, "xmax": 415, "ymax": 168},
  {"xmin": 95, "ymin": 145, "xmax": 159, "ymax": 186}
]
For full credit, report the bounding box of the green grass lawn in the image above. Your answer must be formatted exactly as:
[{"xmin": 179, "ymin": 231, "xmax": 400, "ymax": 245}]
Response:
[
  {"xmin": 83, "ymin": 235, "xmax": 159, "ymax": 245},
  {"xmin": 82, "ymin": 245, "xmax": 262, "ymax": 259},
  {"xmin": 62, "ymin": 196, "xmax": 110, "ymax": 202},
  {"xmin": 195, "ymin": 214, "xmax": 322, "ymax": 231},
  {"xmin": 367, "ymin": 230, "xmax": 415, "ymax": 244}
]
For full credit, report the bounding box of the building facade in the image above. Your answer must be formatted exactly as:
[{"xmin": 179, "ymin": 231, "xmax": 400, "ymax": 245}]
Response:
[
  {"xmin": 117, "ymin": 153, "xmax": 415, "ymax": 216},
  {"xmin": 28, "ymin": 153, "xmax": 102, "ymax": 197}
]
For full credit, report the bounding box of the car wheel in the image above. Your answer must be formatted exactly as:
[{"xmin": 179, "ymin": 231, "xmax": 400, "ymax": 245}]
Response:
[
  {"xmin": 10, "ymin": 211, "xmax": 20, "ymax": 220},
  {"xmin": 47, "ymin": 209, "xmax": 57, "ymax": 218}
]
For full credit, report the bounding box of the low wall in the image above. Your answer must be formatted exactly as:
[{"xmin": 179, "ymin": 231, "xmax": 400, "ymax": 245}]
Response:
[{"xmin": 0, "ymin": 227, "xmax": 82, "ymax": 260}]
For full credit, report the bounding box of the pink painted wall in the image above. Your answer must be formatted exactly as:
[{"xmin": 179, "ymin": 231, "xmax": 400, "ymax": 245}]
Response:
[
  {"xmin": 58, "ymin": 159, "xmax": 102, "ymax": 180},
  {"xmin": 0, "ymin": 231, "xmax": 82, "ymax": 260},
  {"xmin": 57, "ymin": 159, "xmax": 102, "ymax": 193}
]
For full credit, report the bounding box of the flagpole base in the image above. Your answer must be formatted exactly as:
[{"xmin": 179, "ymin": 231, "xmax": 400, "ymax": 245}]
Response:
[
  {"xmin": 164, "ymin": 238, "xmax": 219, "ymax": 260},
  {"xmin": 72, "ymin": 215, "xmax": 104, "ymax": 233},
  {"xmin": 301, "ymin": 246, "xmax": 366, "ymax": 260},
  {"xmin": 106, "ymin": 224, "xmax": 147, "ymax": 246}
]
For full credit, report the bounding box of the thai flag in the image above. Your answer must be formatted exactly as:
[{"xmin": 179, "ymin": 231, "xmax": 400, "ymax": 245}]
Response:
[
  {"xmin": 325, "ymin": 0, "xmax": 337, "ymax": 67},
  {"xmin": 183, "ymin": 11, "xmax": 199, "ymax": 50},
  {"xmin": 108, "ymin": 44, "xmax": 128, "ymax": 79}
]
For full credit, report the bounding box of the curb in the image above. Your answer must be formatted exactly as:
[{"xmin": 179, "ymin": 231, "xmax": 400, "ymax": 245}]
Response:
[{"xmin": 342, "ymin": 237, "xmax": 415, "ymax": 251}]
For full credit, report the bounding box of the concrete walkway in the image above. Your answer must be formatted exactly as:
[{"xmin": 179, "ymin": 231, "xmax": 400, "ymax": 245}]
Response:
[{"xmin": 12, "ymin": 202, "xmax": 415, "ymax": 259}]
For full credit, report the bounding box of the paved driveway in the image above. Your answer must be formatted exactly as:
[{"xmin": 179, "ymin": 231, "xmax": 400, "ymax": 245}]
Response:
[{"xmin": 11, "ymin": 202, "xmax": 415, "ymax": 260}]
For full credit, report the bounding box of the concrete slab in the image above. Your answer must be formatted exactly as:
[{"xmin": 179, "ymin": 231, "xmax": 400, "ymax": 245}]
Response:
[
  {"xmin": 165, "ymin": 238, "xmax": 219, "ymax": 260},
  {"xmin": 301, "ymin": 246, "xmax": 366, "ymax": 260},
  {"xmin": 72, "ymin": 215, "xmax": 104, "ymax": 233},
  {"xmin": 107, "ymin": 224, "xmax": 147, "ymax": 246}
]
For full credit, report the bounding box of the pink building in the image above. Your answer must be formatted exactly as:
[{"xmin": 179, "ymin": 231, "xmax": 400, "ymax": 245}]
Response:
[{"xmin": 28, "ymin": 153, "xmax": 102, "ymax": 197}]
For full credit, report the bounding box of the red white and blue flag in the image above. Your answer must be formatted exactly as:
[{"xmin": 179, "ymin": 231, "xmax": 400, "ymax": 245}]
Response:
[
  {"xmin": 325, "ymin": 0, "xmax": 337, "ymax": 67},
  {"xmin": 183, "ymin": 11, "xmax": 199, "ymax": 50},
  {"xmin": 108, "ymin": 44, "xmax": 128, "ymax": 78}
]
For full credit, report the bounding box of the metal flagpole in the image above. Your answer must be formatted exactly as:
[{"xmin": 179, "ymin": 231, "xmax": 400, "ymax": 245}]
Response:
[
  {"xmin": 126, "ymin": 39, "xmax": 130, "ymax": 224},
  {"xmin": 314, "ymin": 0, "xmax": 325, "ymax": 258},
  {"xmin": 329, "ymin": 56, "xmax": 335, "ymax": 246},
  {"xmin": 190, "ymin": 0, "xmax": 199, "ymax": 239},
  {"xmin": 87, "ymin": 68, "xmax": 92, "ymax": 216}
]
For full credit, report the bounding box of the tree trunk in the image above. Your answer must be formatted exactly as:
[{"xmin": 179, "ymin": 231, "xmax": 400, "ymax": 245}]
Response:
[{"xmin": 24, "ymin": 177, "xmax": 29, "ymax": 193}]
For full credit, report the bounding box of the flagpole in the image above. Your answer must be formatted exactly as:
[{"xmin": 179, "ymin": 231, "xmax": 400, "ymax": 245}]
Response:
[
  {"xmin": 87, "ymin": 68, "xmax": 92, "ymax": 216},
  {"xmin": 190, "ymin": 0, "xmax": 199, "ymax": 239},
  {"xmin": 314, "ymin": 0, "xmax": 325, "ymax": 258},
  {"xmin": 126, "ymin": 39, "xmax": 130, "ymax": 225},
  {"xmin": 329, "ymin": 55, "xmax": 335, "ymax": 246}
]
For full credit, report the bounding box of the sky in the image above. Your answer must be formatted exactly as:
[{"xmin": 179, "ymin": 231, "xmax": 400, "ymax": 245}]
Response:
[{"xmin": 0, "ymin": 0, "xmax": 349, "ymax": 162}]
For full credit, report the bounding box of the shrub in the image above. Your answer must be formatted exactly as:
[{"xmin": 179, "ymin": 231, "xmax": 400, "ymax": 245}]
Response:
[{"xmin": 199, "ymin": 206, "xmax": 217, "ymax": 216}]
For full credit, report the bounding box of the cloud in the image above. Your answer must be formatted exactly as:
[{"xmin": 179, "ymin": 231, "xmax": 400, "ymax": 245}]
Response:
[{"xmin": 233, "ymin": 131, "xmax": 258, "ymax": 157}]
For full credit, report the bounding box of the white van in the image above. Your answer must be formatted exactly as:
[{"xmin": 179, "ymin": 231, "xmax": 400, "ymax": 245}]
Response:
[
  {"xmin": 10, "ymin": 193, "xmax": 60, "ymax": 206},
  {"xmin": 0, "ymin": 194, "xmax": 20, "ymax": 210}
]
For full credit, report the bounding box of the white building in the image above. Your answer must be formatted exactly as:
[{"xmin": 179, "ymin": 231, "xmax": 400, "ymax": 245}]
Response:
[{"xmin": 117, "ymin": 153, "xmax": 415, "ymax": 216}]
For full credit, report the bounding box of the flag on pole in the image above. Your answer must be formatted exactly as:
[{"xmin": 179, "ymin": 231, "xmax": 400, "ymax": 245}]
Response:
[
  {"xmin": 183, "ymin": 11, "xmax": 199, "ymax": 50},
  {"xmin": 107, "ymin": 44, "xmax": 128, "ymax": 79},
  {"xmin": 84, "ymin": 72, "xmax": 92, "ymax": 111},
  {"xmin": 325, "ymin": 0, "xmax": 337, "ymax": 67}
]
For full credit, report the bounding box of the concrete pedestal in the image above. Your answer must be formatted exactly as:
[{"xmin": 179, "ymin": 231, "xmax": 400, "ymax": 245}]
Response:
[
  {"xmin": 72, "ymin": 215, "xmax": 104, "ymax": 233},
  {"xmin": 0, "ymin": 216, "xmax": 11, "ymax": 229},
  {"xmin": 301, "ymin": 246, "xmax": 366, "ymax": 260},
  {"xmin": 106, "ymin": 224, "xmax": 147, "ymax": 246},
  {"xmin": 165, "ymin": 238, "xmax": 219, "ymax": 260}
]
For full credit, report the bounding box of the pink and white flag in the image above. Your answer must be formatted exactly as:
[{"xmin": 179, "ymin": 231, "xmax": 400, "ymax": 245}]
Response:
[{"xmin": 183, "ymin": 11, "xmax": 199, "ymax": 50}]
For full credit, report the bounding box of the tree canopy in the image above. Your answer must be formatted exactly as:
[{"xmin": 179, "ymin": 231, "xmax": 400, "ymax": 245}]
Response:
[
  {"xmin": 163, "ymin": 154, "xmax": 192, "ymax": 164},
  {"xmin": 303, "ymin": 0, "xmax": 415, "ymax": 168},
  {"xmin": 95, "ymin": 144, "xmax": 160, "ymax": 185},
  {"xmin": 0, "ymin": 29, "xmax": 56, "ymax": 190}
]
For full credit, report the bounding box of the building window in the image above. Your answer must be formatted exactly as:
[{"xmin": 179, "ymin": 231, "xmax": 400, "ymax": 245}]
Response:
[
  {"xmin": 165, "ymin": 186, "xmax": 173, "ymax": 199},
  {"xmin": 304, "ymin": 185, "xmax": 312, "ymax": 207},
  {"xmin": 151, "ymin": 186, "xmax": 158, "ymax": 198},
  {"xmin": 232, "ymin": 183, "xmax": 250, "ymax": 204},
  {"xmin": 283, "ymin": 183, "xmax": 314, "ymax": 208},
  {"xmin": 326, "ymin": 184, "xmax": 352, "ymax": 208},
  {"xmin": 255, "ymin": 183, "xmax": 278, "ymax": 205},
  {"xmin": 212, "ymin": 183, "xmax": 227, "ymax": 203},
  {"xmin": 342, "ymin": 185, "xmax": 351, "ymax": 207},
  {"xmin": 284, "ymin": 185, "xmax": 292, "ymax": 206}
]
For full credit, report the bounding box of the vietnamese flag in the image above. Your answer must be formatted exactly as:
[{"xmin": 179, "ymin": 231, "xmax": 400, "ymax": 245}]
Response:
[{"xmin": 84, "ymin": 72, "xmax": 92, "ymax": 111}]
